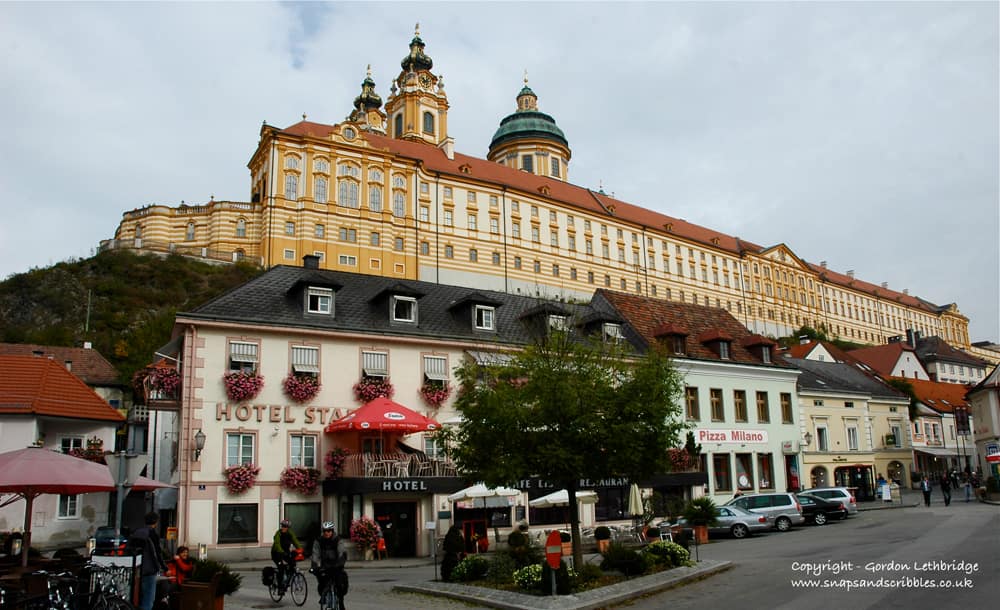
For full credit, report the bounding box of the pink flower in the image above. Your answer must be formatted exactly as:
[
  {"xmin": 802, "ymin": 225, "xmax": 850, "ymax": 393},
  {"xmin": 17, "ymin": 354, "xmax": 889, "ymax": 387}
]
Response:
[
  {"xmin": 418, "ymin": 382, "xmax": 452, "ymax": 407},
  {"xmin": 353, "ymin": 378, "xmax": 394, "ymax": 403},
  {"xmin": 223, "ymin": 463, "xmax": 261, "ymax": 494},
  {"xmin": 279, "ymin": 466, "xmax": 321, "ymax": 495},
  {"xmin": 349, "ymin": 516, "xmax": 381, "ymax": 551},
  {"xmin": 223, "ymin": 372, "xmax": 264, "ymax": 402},
  {"xmin": 282, "ymin": 374, "xmax": 321, "ymax": 403},
  {"xmin": 324, "ymin": 448, "xmax": 351, "ymax": 479}
]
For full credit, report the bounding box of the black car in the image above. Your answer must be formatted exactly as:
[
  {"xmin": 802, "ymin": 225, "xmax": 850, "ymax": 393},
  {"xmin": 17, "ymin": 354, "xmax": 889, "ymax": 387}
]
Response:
[
  {"xmin": 92, "ymin": 526, "xmax": 128, "ymax": 556},
  {"xmin": 796, "ymin": 493, "xmax": 847, "ymax": 525}
]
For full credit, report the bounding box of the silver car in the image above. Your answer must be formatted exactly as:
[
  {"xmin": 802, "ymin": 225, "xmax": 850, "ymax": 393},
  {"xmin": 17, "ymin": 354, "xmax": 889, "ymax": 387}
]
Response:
[
  {"xmin": 725, "ymin": 492, "xmax": 806, "ymax": 531},
  {"xmin": 659, "ymin": 505, "xmax": 772, "ymax": 539},
  {"xmin": 802, "ymin": 487, "xmax": 858, "ymax": 516}
]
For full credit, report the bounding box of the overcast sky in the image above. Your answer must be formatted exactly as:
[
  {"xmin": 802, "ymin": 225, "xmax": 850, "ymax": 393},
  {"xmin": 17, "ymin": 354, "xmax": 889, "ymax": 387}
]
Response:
[{"xmin": 1, "ymin": 2, "xmax": 997, "ymax": 342}]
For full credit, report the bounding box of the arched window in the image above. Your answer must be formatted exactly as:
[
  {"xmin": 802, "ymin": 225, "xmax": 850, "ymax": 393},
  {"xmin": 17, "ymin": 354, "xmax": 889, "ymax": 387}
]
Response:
[
  {"xmin": 315, "ymin": 177, "xmax": 328, "ymax": 203},
  {"xmin": 338, "ymin": 180, "xmax": 359, "ymax": 208},
  {"xmin": 235, "ymin": 218, "xmax": 246, "ymax": 238},
  {"xmin": 394, "ymin": 114, "xmax": 403, "ymax": 138},
  {"xmin": 392, "ymin": 191, "xmax": 405, "ymax": 217},
  {"xmin": 134, "ymin": 223, "xmax": 142, "ymax": 239},
  {"xmin": 369, "ymin": 186, "xmax": 382, "ymax": 212},
  {"xmin": 185, "ymin": 222, "xmax": 195, "ymax": 241},
  {"xmin": 422, "ymin": 111, "xmax": 434, "ymax": 135}
]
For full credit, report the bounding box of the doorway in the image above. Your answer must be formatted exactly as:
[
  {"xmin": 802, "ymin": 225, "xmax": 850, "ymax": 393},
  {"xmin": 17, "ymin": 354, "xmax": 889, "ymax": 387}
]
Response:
[{"xmin": 373, "ymin": 501, "xmax": 417, "ymax": 557}]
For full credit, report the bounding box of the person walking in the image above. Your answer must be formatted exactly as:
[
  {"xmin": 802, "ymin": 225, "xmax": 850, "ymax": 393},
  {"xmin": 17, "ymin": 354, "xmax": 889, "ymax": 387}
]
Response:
[
  {"xmin": 920, "ymin": 475, "xmax": 932, "ymax": 507},
  {"xmin": 964, "ymin": 474, "xmax": 973, "ymax": 502},
  {"xmin": 271, "ymin": 519, "xmax": 301, "ymax": 588},
  {"xmin": 129, "ymin": 512, "xmax": 168, "ymax": 610},
  {"xmin": 311, "ymin": 522, "xmax": 348, "ymax": 610},
  {"xmin": 939, "ymin": 474, "xmax": 952, "ymax": 506}
]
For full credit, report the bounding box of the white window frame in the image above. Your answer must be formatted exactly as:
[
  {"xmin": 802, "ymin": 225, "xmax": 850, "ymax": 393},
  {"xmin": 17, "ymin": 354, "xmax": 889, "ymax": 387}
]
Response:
[
  {"xmin": 229, "ymin": 341, "xmax": 258, "ymax": 373},
  {"xmin": 284, "ymin": 174, "xmax": 299, "ymax": 200},
  {"xmin": 291, "ymin": 345, "xmax": 320, "ymax": 375},
  {"xmin": 338, "ymin": 255, "xmax": 357, "ymax": 266},
  {"xmin": 474, "ymin": 305, "xmax": 495, "ymax": 331},
  {"xmin": 290, "ymin": 434, "xmax": 317, "ymax": 468},
  {"xmin": 815, "ymin": 420, "xmax": 829, "ymax": 452},
  {"xmin": 58, "ymin": 494, "xmax": 80, "ymax": 519},
  {"xmin": 391, "ymin": 296, "xmax": 417, "ymax": 324},
  {"xmin": 846, "ymin": 423, "xmax": 859, "ymax": 451},
  {"xmin": 362, "ymin": 351, "xmax": 389, "ymax": 379},
  {"xmin": 603, "ymin": 323, "xmax": 624, "ymax": 343},
  {"xmin": 548, "ymin": 315, "xmax": 568, "ymax": 331},
  {"xmin": 60, "ymin": 436, "xmax": 84, "ymax": 454},
  {"xmin": 306, "ymin": 287, "xmax": 333, "ymax": 315},
  {"xmin": 226, "ymin": 432, "xmax": 255, "ymax": 467},
  {"xmin": 423, "ymin": 355, "xmax": 448, "ymax": 385}
]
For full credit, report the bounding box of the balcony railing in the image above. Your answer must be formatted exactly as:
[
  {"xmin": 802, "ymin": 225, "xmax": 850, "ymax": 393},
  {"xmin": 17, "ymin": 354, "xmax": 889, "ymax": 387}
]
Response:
[{"xmin": 339, "ymin": 453, "xmax": 458, "ymax": 478}]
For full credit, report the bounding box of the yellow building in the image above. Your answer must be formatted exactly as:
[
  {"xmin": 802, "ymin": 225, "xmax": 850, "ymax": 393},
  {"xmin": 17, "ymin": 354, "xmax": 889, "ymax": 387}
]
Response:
[{"xmin": 106, "ymin": 27, "xmax": 971, "ymax": 349}]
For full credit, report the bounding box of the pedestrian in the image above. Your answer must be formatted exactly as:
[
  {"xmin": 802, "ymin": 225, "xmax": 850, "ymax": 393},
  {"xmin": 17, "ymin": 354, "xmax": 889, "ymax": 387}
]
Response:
[
  {"xmin": 964, "ymin": 475, "xmax": 972, "ymax": 502},
  {"xmin": 920, "ymin": 475, "xmax": 932, "ymax": 507},
  {"xmin": 129, "ymin": 512, "xmax": 168, "ymax": 610},
  {"xmin": 939, "ymin": 474, "xmax": 951, "ymax": 506}
]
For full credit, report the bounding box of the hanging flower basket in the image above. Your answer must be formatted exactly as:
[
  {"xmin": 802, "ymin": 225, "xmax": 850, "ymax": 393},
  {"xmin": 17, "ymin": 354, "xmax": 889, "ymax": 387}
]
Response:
[
  {"xmin": 223, "ymin": 463, "xmax": 260, "ymax": 495},
  {"xmin": 282, "ymin": 373, "xmax": 321, "ymax": 403},
  {"xmin": 223, "ymin": 371, "xmax": 264, "ymax": 402},
  {"xmin": 668, "ymin": 448, "xmax": 697, "ymax": 472},
  {"xmin": 324, "ymin": 447, "xmax": 351, "ymax": 479},
  {"xmin": 353, "ymin": 378, "xmax": 394, "ymax": 403},
  {"xmin": 418, "ymin": 382, "xmax": 451, "ymax": 407},
  {"xmin": 279, "ymin": 466, "xmax": 321, "ymax": 495},
  {"xmin": 150, "ymin": 367, "xmax": 181, "ymax": 395},
  {"xmin": 349, "ymin": 515, "xmax": 381, "ymax": 552}
]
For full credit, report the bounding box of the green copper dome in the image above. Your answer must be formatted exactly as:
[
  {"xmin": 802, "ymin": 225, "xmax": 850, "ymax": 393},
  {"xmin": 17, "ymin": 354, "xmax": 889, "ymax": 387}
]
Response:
[
  {"xmin": 401, "ymin": 35, "xmax": 433, "ymax": 72},
  {"xmin": 490, "ymin": 110, "xmax": 568, "ymax": 149}
]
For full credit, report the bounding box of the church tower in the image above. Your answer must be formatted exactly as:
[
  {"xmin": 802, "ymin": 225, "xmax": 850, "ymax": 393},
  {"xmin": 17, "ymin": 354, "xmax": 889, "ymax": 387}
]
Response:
[
  {"xmin": 383, "ymin": 24, "xmax": 453, "ymax": 157},
  {"xmin": 488, "ymin": 74, "xmax": 571, "ymax": 181},
  {"xmin": 347, "ymin": 65, "xmax": 386, "ymax": 134}
]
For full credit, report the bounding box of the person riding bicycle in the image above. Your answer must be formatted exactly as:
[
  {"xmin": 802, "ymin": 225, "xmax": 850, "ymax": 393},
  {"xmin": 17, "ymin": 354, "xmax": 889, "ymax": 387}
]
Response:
[
  {"xmin": 311, "ymin": 521, "xmax": 348, "ymax": 610},
  {"xmin": 271, "ymin": 519, "xmax": 301, "ymax": 587}
]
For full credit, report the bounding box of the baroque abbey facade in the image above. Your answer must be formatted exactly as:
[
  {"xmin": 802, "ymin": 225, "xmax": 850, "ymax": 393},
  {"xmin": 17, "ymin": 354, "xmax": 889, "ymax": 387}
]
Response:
[{"xmin": 108, "ymin": 28, "xmax": 971, "ymax": 349}]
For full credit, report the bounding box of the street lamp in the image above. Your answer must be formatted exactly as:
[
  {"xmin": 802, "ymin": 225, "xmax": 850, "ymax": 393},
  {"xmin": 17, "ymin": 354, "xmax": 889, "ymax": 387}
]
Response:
[
  {"xmin": 803, "ymin": 432, "xmax": 813, "ymax": 448},
  {"xmin": 193, "ymin": 429, "xmax": 206, "ymax": 461}
]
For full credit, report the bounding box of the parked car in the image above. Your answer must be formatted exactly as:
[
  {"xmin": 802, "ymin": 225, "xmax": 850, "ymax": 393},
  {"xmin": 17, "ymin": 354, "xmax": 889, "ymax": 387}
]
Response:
[
  {"xmin": 801, "ymin": 487, "xmax": 858, "ymax": 516},
  {"xmin": 725, "ymin": 492, "xmax": 805, "ymax": 531},
  {"xmin": 796, "ymin": 493, "xmax": 848, "ymax": 525},
  {"xmin": 657, "ymin": 505, "xmax": 771, "ymax": 539},
  {"xmin": 92, "ymin": 526, "xmax": 127, "ymax": 556}
]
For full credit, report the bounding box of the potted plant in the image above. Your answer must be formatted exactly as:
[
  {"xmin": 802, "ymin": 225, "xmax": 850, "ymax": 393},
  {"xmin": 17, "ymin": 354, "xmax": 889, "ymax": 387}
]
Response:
[
  {"xmin": 279, "ymin": 466, "xmax": 321, "ymax": 495},
  {"xmin": 349, "ymin": 516, "xmax": 381, "ymax": 559},
  {"xmin": 223, "ymin": 463, "xmax": 260, "ymax": 494},
  {"xmin": 223, "ymin": 371, "xmax": 264, "ymax": 402},
  {"xmin": 418, "ymin": 382, "xmax": 452, "ymax": 407},
  {"xmin": 683, "ymin": 496, "xmax": 718, "ymax": 544},
  {"xmin": 183, "ymin": 558, "xmax": 242, "ymax": 609},
  {"xmin": 282, "ymin": 373, "xmax": 320, "ymax": 403},
  {"xmin": 324, "ymin": 447, "xmax": 351, "ymax": 479},
  {"xmin": 594, "ymin": 525, "xmax": 612, "ymax": 552},
  {"xmin": 353, "ymin": 377, "xmax": 394, "ymax": 403}
]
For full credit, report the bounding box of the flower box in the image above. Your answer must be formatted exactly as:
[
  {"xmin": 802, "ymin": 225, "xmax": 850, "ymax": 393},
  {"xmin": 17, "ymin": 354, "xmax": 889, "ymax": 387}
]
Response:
[
  {"xmin": 353, "ymin": 378, "xmax": 394, "ymax": 403},
  {"xmin": 223, "ymin": 463, "xmax": 260, "ymax": 494},
  {"xmin": 282, "ymin": 373, "xmax": 320, "ymax": 403},
  {"xmin": 279, "ymin": 466, "xmax": 321, "ymax": 495},
  {"xmin": 223, "ymin": 372, "xmax": 264, "ymax": 402},
  {"xmin": 324, "ymin": 448, "xmax": 351, "ymax": 479},
  {"xmin": 418, "ymin": 382, "xmax": 451, "ymax": 407}
]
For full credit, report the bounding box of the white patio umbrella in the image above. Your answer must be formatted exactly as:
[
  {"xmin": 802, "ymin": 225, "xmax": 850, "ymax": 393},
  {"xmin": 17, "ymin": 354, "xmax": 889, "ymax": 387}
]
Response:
[
  {"xmin": 628, "ymin": 483, "xmax": 644, "ymax": 522},
  {"xmin": 528, "ymin": 489, "xmax": 598, "ymax": 508},
  {"xmin": 447, "ymin": 482, "xmax": 521, "ymax": 508}
]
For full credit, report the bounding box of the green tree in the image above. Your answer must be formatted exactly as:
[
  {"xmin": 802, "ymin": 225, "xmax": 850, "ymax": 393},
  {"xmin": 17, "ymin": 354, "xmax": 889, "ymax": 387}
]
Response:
[{"xmin": 451, "ymin": 328, "xmax": 686, "ymax": 566}]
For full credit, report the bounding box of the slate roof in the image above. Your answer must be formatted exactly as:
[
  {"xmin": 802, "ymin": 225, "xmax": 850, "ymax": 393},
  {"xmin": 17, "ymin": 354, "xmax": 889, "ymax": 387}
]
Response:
[
  {"xmin": 0, "ymin": 343, "xmax": 121, "ymax": 386},
  {"xmin": 178, "ymin": 264, "xmax": 601, "ymax": 347},
  {"xmin": 274, "ymin": 120, "xmax": 943, "ymax": 313},
  {"xmin": 0, "ymin": 356, "xmax": 126, "ymax": 422},
  {"xmin": 892, "ymin": 377, "xmax": 970, "ymax": 414},
  {"xmin": 784, "ymin": 357, "xmax": 907, "ymax": 400},
  {"xmin": 592, "ymin": 290, "xmax": 792, "ymax": 369},
  {"xmin": 914, "ymin": 336, "xmax": 988, "ymax": 368}
]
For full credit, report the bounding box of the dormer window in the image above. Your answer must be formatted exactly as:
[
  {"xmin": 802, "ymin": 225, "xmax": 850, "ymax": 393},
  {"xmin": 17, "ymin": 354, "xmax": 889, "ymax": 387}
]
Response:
[
  {"xmin": 475, "ymin": 305, "xmax": 495, "ymax": 331},
  {"xmin": 653, "ymin": 323, "xmax": 689, "ymax": 356},
  {"xmin": 603, "ymin": 323, "xmax": 624, "ymax": 343},
  {"xmin": 671, "ymin": 336, "xmax": 686, "ymax": 355},
  {"xmin": 548, "ymin": 315, "xmax": 568, "ymax": 331},
  {"xmin": 718, "ymin": 341, "xmax": 731, "ymax": 359},
  {"xmin": 698, "ymin": 329, "xmax": 734, "ymax": 360},
  {"xmin": 391, "ymin": 296, "xmax": 417, "ymax": 323},
  {"xmin": 741, "ymin": 335, "xmax": 776, "ymax": 364},
  {"xmin": 306, "ymin": 287, "xmax": 333, "ymax": 314},
  {"xmin": 761, "ymin": 345, "xmax": 771, "ymax": 364}
]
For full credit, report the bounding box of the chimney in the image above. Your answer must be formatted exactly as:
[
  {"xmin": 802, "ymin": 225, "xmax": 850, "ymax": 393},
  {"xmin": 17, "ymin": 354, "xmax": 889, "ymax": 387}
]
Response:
[
  {"xmin": 903, "ymin": 289, "xmax": 909, "ymax": 295},
  {"xmin": 799, "ymin": 335, "xmax": 810, "ymax": 345},
  {"xmin": 83, "ymin": 341, "xmax": 92, "ymax": 349},
  {"xmin": 820, "ymin": 261, "xmax": 827, "ymax": 268},
  {"xmin": 64, "ymin": 360, "xmax": 73, "ymax": 372},
  {"xmin": 302, "ymin": 254, "xmax": 320, "ymax": 270},
  {"xmin": 846, "ymin": 270, "xmax": 855, "ymax": 279},
  {"xmin": 906, "ymin": 328, "xmax": 916, "ymax": 346},
  {"xmin": 881, "ymin": 282, "xmax": 888, "ymax": 289}
]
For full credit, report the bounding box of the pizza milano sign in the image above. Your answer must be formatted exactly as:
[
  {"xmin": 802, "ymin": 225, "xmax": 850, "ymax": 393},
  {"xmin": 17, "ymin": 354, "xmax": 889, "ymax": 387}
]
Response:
[{"xmin": 697, "ymin": 429, "xmax": 769, "ymax": 443}]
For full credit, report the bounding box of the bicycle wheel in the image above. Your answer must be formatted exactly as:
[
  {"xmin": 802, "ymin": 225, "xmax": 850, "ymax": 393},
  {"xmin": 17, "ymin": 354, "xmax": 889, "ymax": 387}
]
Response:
[
  {"xmin": 92, "ymin": 594, "xmax": 135, "ymax": 610},
  {"xmin": 268, "ymin": 578, "xmax": 284, "ymax": 602},
  {"xmin": 290, "ymin": 571, "xmax": 308, "ymax": 606}
]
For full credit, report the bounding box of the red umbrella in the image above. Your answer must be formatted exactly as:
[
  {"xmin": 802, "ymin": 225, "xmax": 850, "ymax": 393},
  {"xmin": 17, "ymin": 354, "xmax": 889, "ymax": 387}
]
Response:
[
  {"xmin": 0, "ymin": 447, "xmax": 117, "ymax": 566},
  {"xmin": 325, "ymin": 396, "xmax": 440, "ymax": 433}
]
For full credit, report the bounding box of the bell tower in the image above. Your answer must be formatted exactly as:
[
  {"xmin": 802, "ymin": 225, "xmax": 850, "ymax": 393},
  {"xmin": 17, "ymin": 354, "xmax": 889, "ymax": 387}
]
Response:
[
  {"xmin": 384, "ymin": 24, "xmax": 452, "ymax": 156},
  {"xmin": 347, "ymin": 65, "xmax": 386, "ymax": 134}
]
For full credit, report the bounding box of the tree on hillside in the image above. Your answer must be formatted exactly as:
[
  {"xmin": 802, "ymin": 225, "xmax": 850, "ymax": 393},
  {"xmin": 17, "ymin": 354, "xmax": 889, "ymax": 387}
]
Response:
[{"xmin": 451, "ymin": 329, "xmax": 686, "ymax": 566}]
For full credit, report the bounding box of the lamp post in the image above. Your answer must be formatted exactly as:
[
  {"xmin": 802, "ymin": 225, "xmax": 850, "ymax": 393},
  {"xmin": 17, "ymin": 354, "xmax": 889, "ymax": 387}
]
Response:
[{"xmin": 105, "ymin": 452, "xmax": 145, "ymax": 537}]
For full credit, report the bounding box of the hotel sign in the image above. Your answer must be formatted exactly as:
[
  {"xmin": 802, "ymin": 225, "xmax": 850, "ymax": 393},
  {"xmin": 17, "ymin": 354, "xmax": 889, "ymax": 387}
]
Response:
[{"xmin": 697, "ymin": 429, "xmax": 769, "ymax": 444}]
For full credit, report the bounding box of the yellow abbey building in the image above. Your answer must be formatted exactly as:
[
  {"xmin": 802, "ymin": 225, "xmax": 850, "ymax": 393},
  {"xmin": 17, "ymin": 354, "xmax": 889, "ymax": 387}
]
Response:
[{"xmin": 107, "ymin": 28, "xmax": 971, "ymax": 349}]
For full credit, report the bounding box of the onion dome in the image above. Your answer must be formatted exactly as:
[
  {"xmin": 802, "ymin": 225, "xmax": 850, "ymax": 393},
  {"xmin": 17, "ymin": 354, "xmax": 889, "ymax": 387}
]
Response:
[
  {"xmin": 400, "ymin": 23, "xmax": 433, "ymax": 73},
  {"xmin": 490, "ymin": 77, "xmax": 567, "ymax": 150},
  {"xmin": 353, "ymin": 65, "xmax": 383, "ymax": 112}
]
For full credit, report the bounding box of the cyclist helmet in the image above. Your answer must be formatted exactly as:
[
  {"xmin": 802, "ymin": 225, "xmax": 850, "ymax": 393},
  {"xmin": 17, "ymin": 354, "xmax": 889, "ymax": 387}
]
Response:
[
  {"xmin": 280, "ymin": 519, "xmax": 291, "ymax": 528},
  {"xmin": 322, "ymin": 521, "xmax": 336, "ymax": 532}
]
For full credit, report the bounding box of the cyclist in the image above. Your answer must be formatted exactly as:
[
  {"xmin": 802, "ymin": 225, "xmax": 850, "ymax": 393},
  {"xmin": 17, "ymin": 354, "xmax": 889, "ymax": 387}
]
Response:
[
  {"xmin": 271, "ymin": 519, "xmax": 301, "ymax": 588},
  {"xmin": 311, "ymin": 521, "xmax": 348, "ymax": 610}
]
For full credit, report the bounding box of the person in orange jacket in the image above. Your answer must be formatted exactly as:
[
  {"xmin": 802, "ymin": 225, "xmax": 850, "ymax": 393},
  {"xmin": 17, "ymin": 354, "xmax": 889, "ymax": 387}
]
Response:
[{"xmin": 167, "ymin": 546, "xmax": 195, "ymax": 586}]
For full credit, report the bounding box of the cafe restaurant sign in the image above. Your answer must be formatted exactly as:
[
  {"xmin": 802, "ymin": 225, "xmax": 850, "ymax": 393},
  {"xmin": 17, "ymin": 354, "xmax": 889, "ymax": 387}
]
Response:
[{"xmin": 697, "ymin": 429, "xmax": 769, "ymax": 444}]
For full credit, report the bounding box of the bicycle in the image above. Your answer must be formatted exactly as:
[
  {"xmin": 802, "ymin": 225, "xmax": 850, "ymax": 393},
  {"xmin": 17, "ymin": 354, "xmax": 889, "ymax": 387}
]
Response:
[
  {"xmin": 312, "ymin": 568, "xmax": 343, "ymax": 610},
  {"xmin": 83, "ymin": 562, "xmax": 135, "ymax": 609},
  {"xmin": 268, "ymin": 562, "xmax": 308, "ymax": 606}
]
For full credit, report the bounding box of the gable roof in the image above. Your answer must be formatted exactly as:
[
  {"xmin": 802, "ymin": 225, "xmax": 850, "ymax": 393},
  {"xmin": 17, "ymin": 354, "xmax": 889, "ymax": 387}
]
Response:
[
  {"xmin": 785, "ymin": 357, "xmax": 907, "ymax": 399},
  {"xmin": 0, "ymin": 356, "xmax": 126, "ymax": 422},
  {"xmin": 914, "ymin": 336, "xmax": 988, "ymax": 368},
  {"xmin": 593, "ymin": 290, "xmax": 792, "ymax": 368},
  {"xmin": 891, "ymin": 377, "xmax": 970, "ymax": 414},
  {"xmin": 846, "ymin": 342, "xmax": 917, "ymax": 376},
  {"xmin": 0, "ymin": 343, "xmax": 121, "ymax": 386}
]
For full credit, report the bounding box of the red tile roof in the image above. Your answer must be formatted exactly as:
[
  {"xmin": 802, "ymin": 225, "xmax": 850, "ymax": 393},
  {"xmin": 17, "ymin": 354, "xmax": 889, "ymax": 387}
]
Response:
[
  {"xmin": 0, "ymin": 356, "xmax": 125, "ymax": 422},
  {"xmin": 846, "ymin": 343, "xmax": 914, "ymax": 377},
  {"xmin": 275, "ymin": 120, "xmax": 945, "ymax": 311},
  {"xmin": 891, "ymin": 377, "xmax": 969, "ymax": 414},
  {"xmin": 596, "ymin": 289, "xmax": 791, "ymax": 368},
  {"xmin": 0, "ymin": 343, "xmax": 121, "ymax": 386}
]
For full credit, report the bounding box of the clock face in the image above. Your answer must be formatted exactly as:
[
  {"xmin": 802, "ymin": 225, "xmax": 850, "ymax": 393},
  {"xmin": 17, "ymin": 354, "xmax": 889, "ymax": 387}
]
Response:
[{"xmin": 419, "ymin": 74, "xmax": 432, "ymax": 88}]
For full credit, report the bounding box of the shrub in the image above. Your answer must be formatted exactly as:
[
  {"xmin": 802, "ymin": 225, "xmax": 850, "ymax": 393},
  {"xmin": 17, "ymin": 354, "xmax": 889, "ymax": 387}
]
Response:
[
  {"xmin": 575, "ymin": 562, "xmax": 604, "ymax": 585},
  {"xmin": 593, "ymin": 526, "xmax": 611, "ymax": 541},
  {"xmin": 512, "ymin": 563, "xmax": 543, "ymax": 590},
  {"xmin": 540, "ymin": 561, "xmax": 575, "ymax": 595},
  {"xmin": 683, "ymin": 496, "xmax": 718, "ymax": 527},
  {"xmin": 506, "ymin": 534, "xmax": 542, "ymax": 568},
  {"xmin": 642, "ymin": 540, "xmax": 691, "ymax": 567},
  {"xmin": 190, "ymin": 559, "xmax": 242, "ymax": 595},
  {"xmin": 507, "ymin": 531, "xmax": 528, "ymax": 547},
  {"xmin": 600, "ymin": 542, "xmax": 645, "ymax": 577},
  {"xmin": 450, "ymin": 555, "xmax": 490, "ymax": 582},
  {"xmin": 488, "ymin": 552, "xmax": 517, "ymax": 584}
]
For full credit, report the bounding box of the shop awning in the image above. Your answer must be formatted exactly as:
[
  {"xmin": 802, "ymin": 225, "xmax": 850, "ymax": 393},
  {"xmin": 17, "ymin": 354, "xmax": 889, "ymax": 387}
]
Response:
[{"xmin": 914, "ymin": 447, "xmax": 959, "ymax": 458}]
